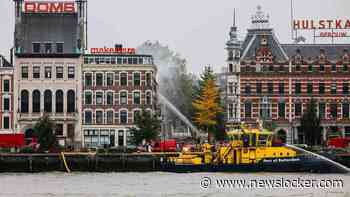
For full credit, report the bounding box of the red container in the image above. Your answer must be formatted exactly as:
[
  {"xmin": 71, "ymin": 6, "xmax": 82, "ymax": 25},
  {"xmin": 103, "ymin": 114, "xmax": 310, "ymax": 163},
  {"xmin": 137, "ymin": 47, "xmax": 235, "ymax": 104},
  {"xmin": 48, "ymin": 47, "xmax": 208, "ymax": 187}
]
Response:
[
  {"xmin": 0, "ymin": 134, "xmax": 25, "ymax": 148},
  {"xmin": 153, "ymin": 139, "xmax": 177, "ymax": 152}
]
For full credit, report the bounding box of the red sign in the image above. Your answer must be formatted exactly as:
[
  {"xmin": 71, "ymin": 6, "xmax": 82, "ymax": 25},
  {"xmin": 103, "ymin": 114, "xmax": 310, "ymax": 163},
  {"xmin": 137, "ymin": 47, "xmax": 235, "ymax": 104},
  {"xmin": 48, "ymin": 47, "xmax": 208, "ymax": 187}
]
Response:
[
  {"xmin": 293, "ymin": 19, "xmax": 350, "ymax": 30},
  {"xmin": 0, "ymin": 134, "xmax": 25, "ymax": 148},
  {"xmin": 90, "ymin": 47, "xmax": 136, "ymax": 55},
  {"xmin": 23, "ymin": 2, "xmax": 76, "ymax": 13}
]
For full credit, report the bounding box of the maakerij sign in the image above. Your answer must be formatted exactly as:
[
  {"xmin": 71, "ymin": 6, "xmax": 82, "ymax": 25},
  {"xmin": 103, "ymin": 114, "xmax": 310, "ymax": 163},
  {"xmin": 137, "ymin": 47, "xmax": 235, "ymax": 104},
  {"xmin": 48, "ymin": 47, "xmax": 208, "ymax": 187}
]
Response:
[
  {"xmin": 23, "ymin": 1, "xmax": 76, "ymax": 13},
  {"xmin": 90, "ymin": 47, "xmax": 136, "ymax": 55},
  {"xmin": 293, "ymin": 19, "xmax": 350, "ymax": 30}
]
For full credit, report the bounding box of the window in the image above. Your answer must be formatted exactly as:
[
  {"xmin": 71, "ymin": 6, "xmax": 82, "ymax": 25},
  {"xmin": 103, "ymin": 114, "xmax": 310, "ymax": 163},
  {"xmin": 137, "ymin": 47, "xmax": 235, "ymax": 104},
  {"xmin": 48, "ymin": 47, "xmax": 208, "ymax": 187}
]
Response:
[
  {"xmin": 33, "ymin": 66, "xmax": 40, "ymax": 79},
  {"xmin": 295, "ymin": 64, "xmax": 301, "ymax": 72},
  {"xmin": 56, "ymin": 43, "xmax": 63, "ymax": 53},
  {"xmin": 3, "ymin": 80, "xmax": 9, "ymax": 92},
  {"xmin": 21, "ymin": 90, "xmax": 29, "ymax": 113},
  {"xmin": 295, "ymin": 82, "xmax": 301, "ymax": 94},
  {"xmin": 319, "ymin": 103, "xmax": 326, "ymax": 119},
  {"xmin": 68, "ymin": 67, "xmax": 75, "ymax": 79},
  {"xmin": 146, "ymin": 91, "xmax": 152, "ymax": 105},
  {"xmin": 146, "ymin": 73, "xmax": 152, "ymax": 86},
  {"xmin": 245, "ymin": 84, "xmax": 251, "ymax": 95},
  {"xmin": 96, "ymin": 111, "xmax": 103, "ymax": 124},
  {"xmin": 96, "ymin": 92, "xmax": 103, "ymax": 105},
  {"xmin": 332, "ymin": 64, "xmax": 337, "ymax": 72},
  {"xmin": 343, "ymin": 82, "xmax": 349, "ymax": 94},
  {"xmin": 84, "ymin": 111, "xmax": 92, "ymax": 124},
  {"xmin": 244, "ymin": 102, "xmax": 252, "ymax": 118},
  {"xmin": 308, "ymin": 64, "xmax": 313, "ymax": 72},
  {"xmin": 67, "ymin": 90, "xmax": 75, "ymax": 113},
  {"xmin": 107, "ymin": 110, "xmax": 114, "ymax": 124},
  {"xmin": 120, "ymin": 91, "xmax": 127, "ymax": 104},
  {"xmin": 120, "ymin": 73, "xmax": 128, "ymax": 86},
  {"xmin": 319, "ymin": 64, "xmax": 325, "ymax": 72},
  {"xmin": 228, "ymin": 104, "xmax": 234, "ymax": 119},
  {"xmin": 268, "ymin": 65, "xmax": 274, "ymax": 72},
  {"xmin": 3, "ymin": 116, "xmax": 9, "ymax": 129},
  {"xmin": 44, "ymin": 90, "xmax": 52, "ymax": 112},
  {"xmin": 133, "ymin": 92, "xmax": 141, "ymax": 105},
  {"xmin": 307, "ymin": 82, "xmax": 313, "ymax": 94},
  {"xmin": 85, "ymin": 73, "xmax": 92, "ymax": 86},
  {"xmin": 256, "ymin": 82, "xmax": 262, "ymax": 94},
  {"xmin": 260, "ymin": 98, "xmax": 271, "ymax": 119},
  {"xmin": 55, "ymin": 90, "xmax": 64, "ymax": 113},
  {"xmin": 107, "ymin": 73, "xmax": 114, "ymax": 86},
  {"xmin": 56, "ymin": 66, "xmax": 63, "ymax": 79},
  {"xmin": 55, "ymin": 124, "xmax": 63, "ymax": 136},
  {"xmin": 21, "ymin": 66, "xmax": 28, "ymax": 79},
  {"xmin": 295, "ymin": 103, "xmax": 302, "ymax": 116},
  {"xmin": 44, "ymin": 43, "xmax": 52, "ymax": 54},
  {"xmin": 343, "ymin": 64, "xmax": 348, "ymax": 72},
  {"xmin": 85, "ymin": 92, "xmax": 92, "ymax": 105},
  {"xmin": 96, "ymin": 73, "xmax": 103, "ymax": 86},
  {"xmin": 331, "ymin": 83, "xmax": 337, "ymax": 94},
  {"xmin": 45, "ymin": 66, "xmax": 52, "ymax": 78},
  {"xmin": 229, "ymin": 64, "xmax": 233, "ymax": 72},
  {"xmin": 3, "ymin": 98, "xmax": 9, "ymax": 111},
  {"xmin": 120, "ymin": 110, "xmax": 128, "ymax": 124},
  {"xmin": 343, "ymin": 103, "xmax": 349, "ymax": 119},
  {"xmin": 278, "ymin": 82, "xmax": 284, "ymax": 95},
  {"xmin": 278, "ymin": 102, "xmax": 285, "ymax": 119},
  {"xmin": 32, "ymin": 90, "xmax": 40, "ymax": 113},
  {"xmin": 267, "ymin": 82, "xmax": 273, "ymax": 94},
  {"xmin": 32, "ymin": 43, "xmax": 41, "ymax": 53},
  {"xmin": 107, "ymin": 92, "xmax": 113, "ymax": 105},
  {"xmin": 330, "ymin": 103, "xmax": 337, "ymax": 119},
  {"xmin": 319, "ymin": 82, "xmax": 325, "ymax": 94},
  {"xmin": 133, "ymin": 110, "xmax": 141, "ymax": 122},
  {"xmin": 133, "ymin": 72, "xmax": 141, "ymax": 86}
]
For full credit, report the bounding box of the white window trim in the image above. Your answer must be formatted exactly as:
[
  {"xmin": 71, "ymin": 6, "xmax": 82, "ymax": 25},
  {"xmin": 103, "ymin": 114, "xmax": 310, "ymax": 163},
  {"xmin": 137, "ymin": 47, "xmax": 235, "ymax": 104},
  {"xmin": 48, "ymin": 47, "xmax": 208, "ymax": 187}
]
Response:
[
  {"xmin": 119, "ymin": 72, "xmax": 128, "ymax": 86},
  {"xmin": 2, "ymin": 78, "xmax": 11, "ymax": 93},
  {"xmin": 95, "ymin": 109, "xmax": 104, "ymax": 124},
  {"xmin": 132, "ymin": 108, "xmax": 142, "ymax": 123},
  {"xmin": 84, "ymin": 90, "xmax": 93, "ymax": 105},
  {"xmin": 2, "ymin": 96, "xmax": 10, "ymax": 112},
  {"xmin": 119, "ymin": 108, "xmax": 129, "ymax": 124},
  {"xmin": 106, "ymin": 72, "xmax": 115, "ymax": 86},
  {"xmin": 119, "ymin": 90, "xmax": 128, "ymax": 105},
  {"xmin": 132, "ymin": 90, "xmax": 142, "ymax": 105},
  {"xmin": 95, "ymin": 91, "xmax": 104, "ymax": 105},
  {"xmin": 145, "ymin": 71, "xmax": 152, "ymax": 86},
  {"xmin": 132, "ymin": 71, "xmax": 141, "ymax": 86},
  {"xmin": 84, "ymin": 72, "xmax": 93, "ymax": 86},
  {"xmin": 67, "ymin": 65, "xmax": 76, "ymax": 80},
  {"xmin": 95, "ymin": 72, "xmax": 104, "ymax": 86},
  {"xmin": 106, "ymin": 108, "xmax": 115, "ymax": 124},
  {"xmin": 145, "ymin": 90, "xmax": 152, "ymax": 105},
  {"xmin": 83, "ymin": 109, "xmax": 93, "ymax": 124},
  {"xmin": 106, "ymin": 90, "xmax": 114, "ymax": 105},
  {"xmin": 2, "ymin": 115, "xmax": 10, "ymax": 130}
]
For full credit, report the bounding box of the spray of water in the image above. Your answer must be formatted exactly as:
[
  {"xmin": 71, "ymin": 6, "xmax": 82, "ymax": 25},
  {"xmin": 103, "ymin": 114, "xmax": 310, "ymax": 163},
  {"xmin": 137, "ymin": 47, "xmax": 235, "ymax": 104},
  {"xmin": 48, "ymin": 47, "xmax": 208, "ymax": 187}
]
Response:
[
  {"xmin": 285, "ymin": 144, "xmax": 350, "ymax": 173},
  {"xmin": 158, "ymin": 93, "xmax": 201, "ymax": 138}
]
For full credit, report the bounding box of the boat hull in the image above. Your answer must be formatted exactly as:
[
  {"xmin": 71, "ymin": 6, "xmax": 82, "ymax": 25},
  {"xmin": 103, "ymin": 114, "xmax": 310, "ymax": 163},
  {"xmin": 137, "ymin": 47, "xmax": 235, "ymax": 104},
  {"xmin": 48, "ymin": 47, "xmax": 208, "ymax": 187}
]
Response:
[{"xmin": 160, "ymin": 156, "xmax": 348, "ymax": 173}]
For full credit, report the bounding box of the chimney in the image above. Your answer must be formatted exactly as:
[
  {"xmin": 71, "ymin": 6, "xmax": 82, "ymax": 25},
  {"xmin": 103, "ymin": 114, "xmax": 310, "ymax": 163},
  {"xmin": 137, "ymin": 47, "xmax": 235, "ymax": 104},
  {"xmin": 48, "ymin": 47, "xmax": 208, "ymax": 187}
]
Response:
[
  {"xmin": 115, "ymin": 44, "xmax": 123, "ymax": 49},
  {"xmin": 10, "ymin": 48, "xmax": 13, "ymax": 66}
]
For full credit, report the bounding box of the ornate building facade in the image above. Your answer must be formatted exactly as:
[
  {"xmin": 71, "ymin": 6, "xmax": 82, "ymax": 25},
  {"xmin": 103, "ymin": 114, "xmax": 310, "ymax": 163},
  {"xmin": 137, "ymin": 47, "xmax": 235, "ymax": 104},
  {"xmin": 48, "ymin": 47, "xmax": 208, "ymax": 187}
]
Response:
[
  {"xmin": 82, "ymin": 52, "xmax": 158, "ymax": 147},
  {"xmin": 225, "ymin": 6, "xmax": 350, "ymax": 144},
  {"xmin": 0, "ymin": 56, "xmax": 14, "ymax": 133}
]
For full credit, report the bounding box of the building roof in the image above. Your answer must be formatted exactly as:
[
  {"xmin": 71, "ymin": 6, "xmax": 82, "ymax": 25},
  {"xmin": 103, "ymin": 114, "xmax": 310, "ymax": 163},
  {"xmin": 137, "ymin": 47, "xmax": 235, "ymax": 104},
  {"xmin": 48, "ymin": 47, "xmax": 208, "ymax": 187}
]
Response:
[{"xmin": 0, "ymin": 55, "xmax": 12, "ymax": 68}]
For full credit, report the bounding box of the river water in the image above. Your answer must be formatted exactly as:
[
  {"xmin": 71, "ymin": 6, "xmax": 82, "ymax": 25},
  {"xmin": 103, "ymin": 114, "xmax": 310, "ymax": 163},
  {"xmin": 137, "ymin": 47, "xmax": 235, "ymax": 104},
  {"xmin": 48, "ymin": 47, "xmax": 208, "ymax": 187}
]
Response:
[{"xmin": 0, "ymin": 172, "xmax": 349, "ymax": 197}]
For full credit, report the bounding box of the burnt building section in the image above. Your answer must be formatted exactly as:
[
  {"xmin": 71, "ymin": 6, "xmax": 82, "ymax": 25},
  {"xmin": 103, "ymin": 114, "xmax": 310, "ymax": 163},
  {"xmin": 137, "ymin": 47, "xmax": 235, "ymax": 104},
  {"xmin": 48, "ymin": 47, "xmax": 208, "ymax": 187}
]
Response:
[
  {"xmin": 224, "ymin": 6, "xmax": 350, "ymax": 144},
  {"xmin": 13, "ymin": 0, "xmax": 87, "ymax": 149}
]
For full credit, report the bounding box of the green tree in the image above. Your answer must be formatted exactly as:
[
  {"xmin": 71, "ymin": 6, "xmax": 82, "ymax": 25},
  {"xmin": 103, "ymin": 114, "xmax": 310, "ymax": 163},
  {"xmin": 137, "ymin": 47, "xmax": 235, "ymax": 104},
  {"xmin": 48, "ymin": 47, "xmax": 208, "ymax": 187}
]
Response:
[
  {"xmin": 300, "ymin": 99, "xmax": 322, "ymax": 146},
  {"xmin": 34, "ymin": 115, "xmax": 58, "ymax": 152},
  {"xmin": 129, "ymin": 109, "xmax": 161, "ymax": 145}
]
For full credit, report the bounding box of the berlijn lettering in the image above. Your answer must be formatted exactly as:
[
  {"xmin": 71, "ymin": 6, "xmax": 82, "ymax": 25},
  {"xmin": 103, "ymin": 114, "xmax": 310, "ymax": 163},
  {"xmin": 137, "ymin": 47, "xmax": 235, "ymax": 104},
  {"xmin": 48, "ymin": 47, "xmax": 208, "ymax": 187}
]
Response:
[{"xmin": 293, "ymin": 19, "xmax": 350, "ymax": 30}]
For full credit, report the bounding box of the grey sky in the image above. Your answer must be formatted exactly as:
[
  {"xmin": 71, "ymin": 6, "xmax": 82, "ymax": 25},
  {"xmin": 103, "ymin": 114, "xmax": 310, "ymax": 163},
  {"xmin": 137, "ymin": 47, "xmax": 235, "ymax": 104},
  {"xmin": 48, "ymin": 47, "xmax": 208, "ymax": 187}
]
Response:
[{"xmin": 1, "ymin": 0, "xmax": 349, "ymax": 74}]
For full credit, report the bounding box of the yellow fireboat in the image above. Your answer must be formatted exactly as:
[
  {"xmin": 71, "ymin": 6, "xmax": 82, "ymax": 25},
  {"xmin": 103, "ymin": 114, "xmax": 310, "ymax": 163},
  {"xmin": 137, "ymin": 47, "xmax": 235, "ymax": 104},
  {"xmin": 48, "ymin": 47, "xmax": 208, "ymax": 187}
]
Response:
[{"xmin": 161, "ymin": 122, "xmax": 343, "ymax": 173}]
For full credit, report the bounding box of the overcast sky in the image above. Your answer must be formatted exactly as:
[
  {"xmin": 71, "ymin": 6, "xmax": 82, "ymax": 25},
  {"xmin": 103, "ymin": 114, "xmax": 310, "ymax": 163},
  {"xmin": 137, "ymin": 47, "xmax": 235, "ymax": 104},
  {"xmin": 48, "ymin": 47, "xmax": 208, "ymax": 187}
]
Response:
[{"xmin": 1, "ymin": 0, "xmax": 349, "ymax": 74}]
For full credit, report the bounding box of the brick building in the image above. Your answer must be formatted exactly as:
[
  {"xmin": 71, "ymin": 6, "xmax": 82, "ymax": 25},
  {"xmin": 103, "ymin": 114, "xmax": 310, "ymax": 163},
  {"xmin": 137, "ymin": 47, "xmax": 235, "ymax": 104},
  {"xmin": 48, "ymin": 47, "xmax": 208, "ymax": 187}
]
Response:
[
  {"xmin": 0, "ymin": 56, "xmax": 14, "ymax": 133},
  {"xmin": 225, "ymin": 6, "xmax": 350, "ymax": 144},
  {"xmin": 82, "ymin": 51, "xmax": 158, "ymax": 147}
]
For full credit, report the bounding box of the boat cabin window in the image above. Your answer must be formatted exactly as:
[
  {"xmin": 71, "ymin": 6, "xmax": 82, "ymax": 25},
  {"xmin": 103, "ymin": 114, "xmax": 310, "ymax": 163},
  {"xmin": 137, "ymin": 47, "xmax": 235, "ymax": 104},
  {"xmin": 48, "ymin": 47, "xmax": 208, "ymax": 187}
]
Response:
[
  {"xmin": 251, "ymin": 134, "xmax": 257, "ymax": 146},
  {"xmin": 242, "ymin": 134, "xmax": 250, "ymax": 147},
  {"xmin": 258, "ymin": 135, "xmax": 268, "ymax": 146}
]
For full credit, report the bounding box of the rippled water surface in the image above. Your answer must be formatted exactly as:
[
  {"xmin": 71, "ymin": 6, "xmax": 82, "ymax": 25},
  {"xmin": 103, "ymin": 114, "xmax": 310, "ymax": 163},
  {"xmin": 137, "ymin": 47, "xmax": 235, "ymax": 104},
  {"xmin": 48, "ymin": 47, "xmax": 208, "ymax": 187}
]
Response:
[{"xmin": 0, "ymin": 172, "xmax": 349, "ymax": 197}]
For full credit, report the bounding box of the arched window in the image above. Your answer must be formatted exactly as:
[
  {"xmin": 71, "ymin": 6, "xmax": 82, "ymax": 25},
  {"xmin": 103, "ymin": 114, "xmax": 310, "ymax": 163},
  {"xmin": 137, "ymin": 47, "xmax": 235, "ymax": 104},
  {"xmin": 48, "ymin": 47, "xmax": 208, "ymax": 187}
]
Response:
[
  {"xmin": 32, "ymin": 90, "xmax": 41, "ymax": 113},
  {"xmin": 146, "ymin": 91, "xmax": 152, "ymax": 105},
  {"xmin": 56, "ymin": 90, "xmax": 64, "ymax": 113},
  {"xmin": 44, "ymin": 90, "xmax": 52, "ymax": 112},
  {"xmin": 21, "ymin": 90, "xmax": 29, "ymax": 113},
  {"xmin": 120, "ymin": 110, "xmax": 128, "ymax": 124},
  {"xmin": 67, "ymin": 90, "xmax": 75, "ymax": 113}
]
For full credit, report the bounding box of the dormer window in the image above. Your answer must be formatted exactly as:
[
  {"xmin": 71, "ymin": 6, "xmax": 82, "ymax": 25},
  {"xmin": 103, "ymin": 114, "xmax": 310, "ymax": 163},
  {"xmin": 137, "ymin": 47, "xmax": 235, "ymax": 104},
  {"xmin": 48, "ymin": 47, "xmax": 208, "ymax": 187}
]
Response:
[
  {"xmin": 32, "ymin": 43, "xmax": 41, "ymax": 53},
  {"xmin": 45, "ymin": 43, "xmax": 52, "ymax": 54}
]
